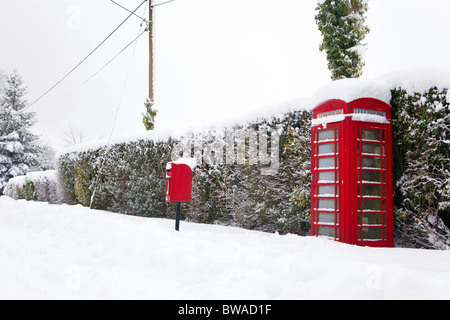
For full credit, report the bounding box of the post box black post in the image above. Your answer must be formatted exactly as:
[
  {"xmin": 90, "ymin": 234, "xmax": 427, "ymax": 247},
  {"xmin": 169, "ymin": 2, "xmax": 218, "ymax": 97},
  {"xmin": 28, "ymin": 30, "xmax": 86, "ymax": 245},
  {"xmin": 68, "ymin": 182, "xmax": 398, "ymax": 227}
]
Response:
[{"xmin": 175, "ymin": 202, "xmax": 181, "ymax": 231}]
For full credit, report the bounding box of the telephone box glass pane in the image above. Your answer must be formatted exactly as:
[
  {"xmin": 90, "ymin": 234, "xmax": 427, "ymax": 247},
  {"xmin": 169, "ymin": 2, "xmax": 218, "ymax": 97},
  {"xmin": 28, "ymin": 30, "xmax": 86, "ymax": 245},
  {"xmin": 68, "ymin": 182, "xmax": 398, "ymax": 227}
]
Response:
[
  {"xmin": 361, "ymin": 199, "xmax": 382, "ymax": 211},
  {"xmin": 318, "ymin": 157, "xmax": 336, "ymax": 169},
  {"xmin": 359, "ymin": 213, "xmax": 382, "ymax": 225},
  {"xmin": 318, "ymin": 212, "xmax": 335, "ymax": 224},
  {"xmin": 318, "ymin": 227, "xmax": 335, "ymax": 237},
  {"xmin": 318, "ymin": 143, "xmax": 336, "ymax": 155},
  {"xmin": 359, "ymin": 171, "xmax": 382, "ymax": 183},
  {"xmin": 361, "ymin": 143, "xmax": 381, "ymax": 155},
  {"xmin": 318, "ymin": 130, "xmax": 335, "ymax": 141},
  {"xmin": 361, "ymin": 228, "xmax": 382, "ymax": 240},
  {"xmin": 361, "ymin": 129, "xmax": 381, "ymax": 141},
  {"xmin": 360, "ymin": 185, "xmax": 382, "ymax": 197},
  {"xmin": 318, "ymin": 171, "xmax": 335, "ymax": 183},
  {"xmin": 358, "ymin": 157, "xmax": 382, "ymax": 169},
  {"xmin": 318, "ymin": 185, "xmax": 335, "ymax": 196},
  {"xmin": 318, "ymin": 199, "xmax": 335, "ymax": 210}
]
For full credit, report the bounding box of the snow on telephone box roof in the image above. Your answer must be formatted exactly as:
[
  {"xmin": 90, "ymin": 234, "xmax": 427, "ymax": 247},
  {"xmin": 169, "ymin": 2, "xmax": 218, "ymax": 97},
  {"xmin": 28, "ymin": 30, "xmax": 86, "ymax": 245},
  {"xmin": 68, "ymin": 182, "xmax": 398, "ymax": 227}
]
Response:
[{"xmin": 311, "ymin": 98, "xmax": 392, "ymax": 127}]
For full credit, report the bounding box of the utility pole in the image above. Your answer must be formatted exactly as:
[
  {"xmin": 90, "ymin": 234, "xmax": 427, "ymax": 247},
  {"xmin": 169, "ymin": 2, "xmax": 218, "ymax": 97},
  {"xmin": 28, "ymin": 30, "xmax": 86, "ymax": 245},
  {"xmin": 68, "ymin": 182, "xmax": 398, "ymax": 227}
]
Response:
[{"xmin": 148, "ymin": 0, "xmax": 154, "ymax": 104}]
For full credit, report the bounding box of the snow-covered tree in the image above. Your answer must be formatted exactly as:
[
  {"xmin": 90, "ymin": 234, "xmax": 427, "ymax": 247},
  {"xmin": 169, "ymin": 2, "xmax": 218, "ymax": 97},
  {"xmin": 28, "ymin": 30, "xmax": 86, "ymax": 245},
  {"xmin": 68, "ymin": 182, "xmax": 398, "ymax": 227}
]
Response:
[
  {"xmin": 0, "ymin": 70, "xmax": 51, "ymax": 195},
  {"xmin": 315, "ymin": 0, "xmax": 370, "ymax": 80},
  {"xmin": 391, "ymin": 87, "xmax": 450, "ymax": 249}
]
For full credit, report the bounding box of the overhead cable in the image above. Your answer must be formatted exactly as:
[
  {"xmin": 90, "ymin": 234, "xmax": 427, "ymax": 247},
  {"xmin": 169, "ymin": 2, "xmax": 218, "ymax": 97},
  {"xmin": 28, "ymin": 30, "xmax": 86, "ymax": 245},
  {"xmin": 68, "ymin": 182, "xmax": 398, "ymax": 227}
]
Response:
[{"xmin": 25, "ymin": 0, "xmax": 147, "ymax": 111}]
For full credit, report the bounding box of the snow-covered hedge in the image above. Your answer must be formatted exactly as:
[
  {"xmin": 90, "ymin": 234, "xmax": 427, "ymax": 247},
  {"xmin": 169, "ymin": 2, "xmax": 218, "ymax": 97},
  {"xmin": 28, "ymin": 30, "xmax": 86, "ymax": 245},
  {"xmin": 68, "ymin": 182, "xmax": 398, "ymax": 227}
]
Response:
[
  {"xmin": 57, "ymin": 110, "xmax": 313, "ymax": 235},
  {"xmin": 4, "ymin": 170, "xmax": 64, "ymax": 204},
  {"xmin": 391, "ymin": 87, "xmax": 450, "ymax": 249}
]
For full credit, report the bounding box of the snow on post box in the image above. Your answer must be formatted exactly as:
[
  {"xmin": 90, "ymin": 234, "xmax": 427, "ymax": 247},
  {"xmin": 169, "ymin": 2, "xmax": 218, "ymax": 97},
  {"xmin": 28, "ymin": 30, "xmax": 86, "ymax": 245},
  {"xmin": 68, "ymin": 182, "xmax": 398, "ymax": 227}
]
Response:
[{"xmin": 165, "ymin": 160, "xmax": 194, "ymax": 203}]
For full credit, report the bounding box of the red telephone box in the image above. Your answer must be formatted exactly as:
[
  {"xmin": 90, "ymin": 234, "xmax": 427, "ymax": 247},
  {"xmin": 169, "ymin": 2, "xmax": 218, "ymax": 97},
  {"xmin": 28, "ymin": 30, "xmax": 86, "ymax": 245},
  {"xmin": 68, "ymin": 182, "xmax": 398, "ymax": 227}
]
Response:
[
  {"xmin": 165, "ymin": 162, "xmax": 193, "ymax": 203},
  {"xmin": 310, "ymin": 98, "xmax": 393, "ymax": 247}
]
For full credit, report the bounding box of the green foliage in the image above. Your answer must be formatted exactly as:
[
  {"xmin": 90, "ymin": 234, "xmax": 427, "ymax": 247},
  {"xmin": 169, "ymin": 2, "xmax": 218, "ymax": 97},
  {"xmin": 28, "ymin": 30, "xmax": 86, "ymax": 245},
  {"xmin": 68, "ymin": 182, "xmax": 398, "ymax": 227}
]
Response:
[
  {"xmin": 74, "ymin": 159, "xmax": 93, "ymax": 207},
  {"xmin": 7, "ymin": 179, "xmax": 37, "ymax": 201},
  {"xmin": 59, "ymin": 139, "xmax": 173, "ymax": 217},
  {"xmin": 142, "ymin": 98, "xmax": 158, "ymax": 131},
  {"xmin": 5, "ymin": 170, "xmax": 63, "ymax": 203},
  {"xmin": 57, "ymin": 155, "xmax": 78, "ymax": 205},
  {"xmin": 288, "ymin": 187, "xmax": 311, "ymax": 234},
  {"xmin": 21, "ymin": 180, "xmax": 37, "ymax": 201},
  {"xmin": 315, "ymin": 0, "xmax": 370, "ymax": 80},
  {"xmin": 391, "ymin": 87, "xmax": 450, "ymax": 249}
]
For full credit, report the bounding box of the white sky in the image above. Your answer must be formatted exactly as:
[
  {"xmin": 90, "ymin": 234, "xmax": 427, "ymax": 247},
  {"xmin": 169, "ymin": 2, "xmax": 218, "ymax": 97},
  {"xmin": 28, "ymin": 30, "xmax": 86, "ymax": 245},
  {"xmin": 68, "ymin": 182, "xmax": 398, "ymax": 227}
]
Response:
[{"xmin": 1, "ymin": 0, "xmax": 449, "ymax": 149}]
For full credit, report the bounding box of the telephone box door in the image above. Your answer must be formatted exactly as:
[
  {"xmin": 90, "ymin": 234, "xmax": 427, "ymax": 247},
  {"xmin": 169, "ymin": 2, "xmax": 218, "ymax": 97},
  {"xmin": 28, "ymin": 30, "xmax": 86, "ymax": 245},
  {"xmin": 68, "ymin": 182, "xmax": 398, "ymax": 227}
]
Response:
[{"xmin": 311, "ymin": 123, "xmax": 343, "ymax": 241}]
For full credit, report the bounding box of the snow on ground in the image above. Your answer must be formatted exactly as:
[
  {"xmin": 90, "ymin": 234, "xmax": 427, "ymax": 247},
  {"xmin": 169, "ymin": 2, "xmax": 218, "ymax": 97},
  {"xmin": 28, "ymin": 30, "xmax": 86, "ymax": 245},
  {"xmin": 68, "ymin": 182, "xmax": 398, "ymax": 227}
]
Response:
[{"xmin": 1, "ymin": 196, "xmax": 450, "ymax": 300}]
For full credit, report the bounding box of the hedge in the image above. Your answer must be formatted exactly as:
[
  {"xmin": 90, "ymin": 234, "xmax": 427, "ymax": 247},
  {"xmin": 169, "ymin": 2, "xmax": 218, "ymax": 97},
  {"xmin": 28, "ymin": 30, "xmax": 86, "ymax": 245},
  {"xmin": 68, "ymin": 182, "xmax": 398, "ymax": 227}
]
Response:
[
  {"xmin": 56, "ymin": 109, "xmax": 313, "ymax": 235},
  {"xmin": 391, "ymin": 87, "xmax": 450, "ymax": 249},
  {"xmin": 4, "ymin": 170, "xmax": 64, "ymax": 204}
]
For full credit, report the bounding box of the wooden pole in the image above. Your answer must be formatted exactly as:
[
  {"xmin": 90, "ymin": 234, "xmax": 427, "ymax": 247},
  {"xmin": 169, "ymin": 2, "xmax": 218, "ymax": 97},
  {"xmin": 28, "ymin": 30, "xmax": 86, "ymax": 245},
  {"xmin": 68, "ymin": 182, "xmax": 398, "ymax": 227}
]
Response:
[{"xmin": 149, "ymin": 1, "xmax": 154, "ymax": 103}]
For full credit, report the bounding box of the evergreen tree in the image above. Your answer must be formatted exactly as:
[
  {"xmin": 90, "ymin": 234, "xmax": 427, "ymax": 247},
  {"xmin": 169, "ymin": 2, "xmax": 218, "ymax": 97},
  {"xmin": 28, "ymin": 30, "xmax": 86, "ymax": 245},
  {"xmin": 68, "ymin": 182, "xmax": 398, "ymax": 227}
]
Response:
[
  {"xmin": 142, "ymin": 98, "xmax": 158, "ymax": 131},
  {"xmin": 0, "ymin": 70, "xmax": 50, "ymax": 195},
  {"xmin": 315, "ymin": 0, "xmax": 370, "ymax": 80}
]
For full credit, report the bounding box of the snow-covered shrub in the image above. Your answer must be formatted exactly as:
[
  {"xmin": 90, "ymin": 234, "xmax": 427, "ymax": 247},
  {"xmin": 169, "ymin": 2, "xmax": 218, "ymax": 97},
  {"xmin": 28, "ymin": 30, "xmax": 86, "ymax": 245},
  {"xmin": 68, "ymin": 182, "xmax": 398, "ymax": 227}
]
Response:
[
  {"xmin": 391, "ymin": 87, "xmax": 450, "ymax": 249},
  {"xmin": 4, "ymin": 170, "xmax": 63, "ymax": 204},
  {"xmin": 58, "ymin": 139, "xmax": 173, "ymax": 216},
  {"xmin": 57, "ymin": 110, "xmax": 313, "ymax": 235},
  {"xmin": 226, "ymin": 111, "xmax": 312, "ymax": 234}
]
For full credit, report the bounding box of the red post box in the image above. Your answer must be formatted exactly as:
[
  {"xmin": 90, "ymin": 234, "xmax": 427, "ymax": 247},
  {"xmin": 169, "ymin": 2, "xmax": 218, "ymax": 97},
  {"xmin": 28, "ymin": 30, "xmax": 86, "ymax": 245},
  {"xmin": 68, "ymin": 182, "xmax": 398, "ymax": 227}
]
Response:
[
  {"xmin": 165, "ymin": 162, "xmax": 193, "ymax": 203},
  {"xmin": 310, "ymin": 98, "xmax": 394, "ymax": 247},
  {"xmin": 165, "ymin": 160, "xmax": 195, "ymax": 231}
]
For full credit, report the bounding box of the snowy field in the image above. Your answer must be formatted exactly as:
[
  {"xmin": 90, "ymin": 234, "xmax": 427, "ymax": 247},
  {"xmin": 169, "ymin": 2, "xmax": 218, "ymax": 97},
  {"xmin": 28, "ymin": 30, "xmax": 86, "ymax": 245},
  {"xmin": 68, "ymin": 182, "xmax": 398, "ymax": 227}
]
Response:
[{"xmin": 0, "ymin": 196, "xmax": 450, "ymax": 300}]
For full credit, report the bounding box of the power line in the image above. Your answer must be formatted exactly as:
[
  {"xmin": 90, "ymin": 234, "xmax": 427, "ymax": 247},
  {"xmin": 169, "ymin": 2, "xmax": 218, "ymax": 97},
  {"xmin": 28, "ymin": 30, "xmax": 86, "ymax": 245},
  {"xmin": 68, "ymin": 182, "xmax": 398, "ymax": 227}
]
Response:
[
  {"xmin": 110, "ymin": 0, "xmax": 150, "ymax": 25},
  {"xmin": 25, "ymin": 0, "xmax": 147, "ymax": 111},
  {"xmin": 4, "ymin": 29, "xmax": 148, "ymax": 139},
  {"xmin": 89, "ymin": 6, "xmax": 148, "ymax": 209},
  {"xmin": 75, "ymin": 30, "xmax": 147, "ymax": 90},
  {"xmin": 151, "ymin": 0, "xmax": 176, "ymax": 7}
]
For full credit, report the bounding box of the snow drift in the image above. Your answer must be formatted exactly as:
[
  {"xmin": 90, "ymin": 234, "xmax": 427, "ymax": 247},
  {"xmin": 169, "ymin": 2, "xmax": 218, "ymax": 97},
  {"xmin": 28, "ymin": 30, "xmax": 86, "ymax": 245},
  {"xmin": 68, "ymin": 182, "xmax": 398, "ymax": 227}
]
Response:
[{"xmin": 1, "ymin": 196, "xmax": 450, "ymax": 300}]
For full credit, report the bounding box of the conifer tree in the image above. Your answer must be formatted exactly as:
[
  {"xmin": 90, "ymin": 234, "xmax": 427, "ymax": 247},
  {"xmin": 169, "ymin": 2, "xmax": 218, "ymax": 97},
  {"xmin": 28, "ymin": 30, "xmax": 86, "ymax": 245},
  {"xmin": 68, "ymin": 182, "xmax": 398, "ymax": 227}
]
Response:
[
  {"xmin": 0, "ymin": 70, "xmax": 50, "ymax": 195},
  {"xmin": 315, "ymin": 0, "xmax": 370, "ymax": 80}
]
